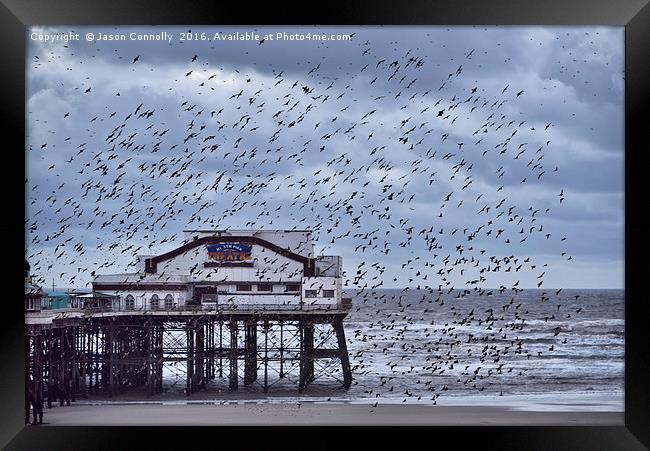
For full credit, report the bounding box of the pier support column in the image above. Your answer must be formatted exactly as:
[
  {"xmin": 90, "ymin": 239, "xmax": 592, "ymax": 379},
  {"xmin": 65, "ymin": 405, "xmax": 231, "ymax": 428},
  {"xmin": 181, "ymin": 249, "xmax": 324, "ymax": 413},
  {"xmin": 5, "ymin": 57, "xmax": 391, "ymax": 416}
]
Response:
[
  {"xmin": 228, "ymin": 319, "xmax": 238, "ymax": 391},
  {"xmin": 108, "ymin": 323, "xmax": 115, "ymax": 397},
  {"xmin": 299, "ymin": 322, "xmax": 314, "ymax": 392},
  {"xmin": 24, "ymin": 334, "xmax": 30, "ymax": 424},
  {"xmin": 279, "ymin": 321, "xmax": 284, "ymax": 378},
  {"xmin": 263, "ymin": 321, "xmax": 269, "ymax": 393},
  {"xmin": 146, "ymin": 322, "xmax": 152, "ymax": 397},
  {"xmin": 59, "ymin": 328, "xmax": 68, "ymax": 406},
  {"xmin": 46, "ymin": 330, "xmax": 54, "ymax": 408},
  {"xmin": 204, "ymin": 322, "xmax": 211, "ymax": 382},
  {"xmin": 196, "ymin": 322, "xmax": 204, "ymax": 389},
  {"xmin": 26, "ymin": 329, "xmax": 44, "ymax": 424},
  {"xmin": 71, "ymin": 326, "xmax": 82, "ymax": 401},
  {"xmin": 333, "ymin": 317, "xmax": 352, "ymax": 390},
  {"xmin": 218, "ymin": 320, "xmax": 223, "ymax": 378},
  {"xmin": 86, "ymin": 328, "xmax": 94, "ymax": 392},
  {"xmin": 99, "ymin": 327, "xmax": 105, "ymax": 393},
  {"xmin": 78, "ymin": 325, "xmax": 87, "ymax": 398},
  {"xmin": 35, "ymin": 333, "xmax": 44, "ymax": 424},
  {"xmin": 186, "ymin": 321, "xmax": 195, "ymax": 395},
  {"xmin": 207, "ymin": 320, "xmax": 215, "ymax": 381},
  {"xmin": 155, "ymin": 324, "xmax": 164, "ymax": 394},
  {"xmin": 306, "ymin": 325, "xmax": 315, "ymax": 385},
  {"xmin": 67, "ymin": 327, "xmax": 76, "ymax": 403},
  {"xmin": 244, "ymin": 319, "xmax": 258, "ymax": 386}
]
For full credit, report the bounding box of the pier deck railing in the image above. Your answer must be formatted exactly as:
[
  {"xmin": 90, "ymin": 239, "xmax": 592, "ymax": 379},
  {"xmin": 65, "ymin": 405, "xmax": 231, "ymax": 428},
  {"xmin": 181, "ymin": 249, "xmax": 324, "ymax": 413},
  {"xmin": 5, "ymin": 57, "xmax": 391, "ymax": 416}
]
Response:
[{"xmin": 79, "ymin": 300, "xmax": 352, "ymax": 315}]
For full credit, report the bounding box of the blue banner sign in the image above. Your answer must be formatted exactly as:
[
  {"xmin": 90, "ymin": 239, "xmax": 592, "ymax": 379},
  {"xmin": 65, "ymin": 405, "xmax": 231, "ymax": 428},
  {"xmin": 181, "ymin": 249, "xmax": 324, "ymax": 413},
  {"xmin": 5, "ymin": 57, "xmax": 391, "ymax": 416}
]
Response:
[{"xmin": 206, "ymin": 243, "xmax": 252, "ymax": 261}]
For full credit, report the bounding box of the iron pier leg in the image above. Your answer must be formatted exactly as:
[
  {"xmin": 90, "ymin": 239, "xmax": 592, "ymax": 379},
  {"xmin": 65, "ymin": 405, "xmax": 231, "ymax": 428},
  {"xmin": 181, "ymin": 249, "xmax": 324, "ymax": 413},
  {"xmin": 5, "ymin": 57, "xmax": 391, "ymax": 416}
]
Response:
[
  {"xmin": 228, "ymin": 319, "xmax": 238, "ymax": 391},
  {"xmin": 146, "ymin": 322, "xmax": 152, "ymax": 397},
  {"xmin": 279, "ymin": 321, "xmax": 284, "ymax": 379},
  {"xmin": 87, "ymin": 328, "xmax": 93, "ymax": 392},
  {"xmin": 47, "ymin": 330, "xmax": 54, "ymax": 408},
  {"xmin": 156, "ymin": 324, "xmax": 163, "ymax": 394},
  {"xmin": 72, "ymin": 326, "xmax": 81, "ymax": 401},
  {"xmin": 26, "ymin": 330, "xmax": 43, "ymax": 424},
  {"xmin": 219, "ymin": 320, "xmax": 223, "ymax": 378},
  {"xmin": 25, "ymin": 333, "xmax": 30, "ymax": 424},
  {"xmin": 209, "ymin": 320, "xmax": 215, "ymax": 381},
  {"xmin": 79, "ymin": 325, "xmax": 87, "ymax": 398},
  {"xmin": 62, "ymin": 328, "xmax": 70, "ymax": 404},
  {"xmin": 33, "ymin": 333, "xmax": 44, "ymax": 424},
  {"xmin": 196, "ymin": 321, "xmax": 204, "ymax": 389},
  {"xmin": 209, "ymin": 321, "xmax": 214, "ymax": 381},
  {"xmin": 264, "ymin": 321, "xmax": 269, "ymax": 393},
  {"xmin": 299, "ymin": 321, "xmax": 314, "ymax": 392},
  {"xmin": 306, "ymin": 324, "xmax": 314, "ymax": 385},
  {"xmin": 186, "ymin": 321, "xmax": 194, "ymax": 395},
  {"xmin": 108, "ymin": 323, "xmax": 115, "ymax": 397},
  {"xmin": 244, "ymin": 319, "xmax": 258, "ymax": 386},
  {"xmin": 333, "ymin": 317, "xmax": 352, "ymax": 390}
]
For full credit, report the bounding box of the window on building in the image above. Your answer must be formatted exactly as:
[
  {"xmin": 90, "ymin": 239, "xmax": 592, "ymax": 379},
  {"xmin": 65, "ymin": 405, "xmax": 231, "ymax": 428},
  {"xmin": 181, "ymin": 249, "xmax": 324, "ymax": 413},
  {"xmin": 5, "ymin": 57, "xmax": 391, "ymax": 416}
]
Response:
[
  {"xmin": 150, "ymin": 294, "xmax": 159, "ymax": 310},
  {"xmin": 257, "ymin": 283, "xmax": 272, "ymax": 292},
  {"xmin": 322, "ymin": 290, "xmax": 335, "ymax": 298},
  {"xmin": 286, "ymin": 283, "xmax": 300, "ymax": 292},
  {"xmin": 202, "ymin": 293, "xmax": 217, "ymax": 303},
  {"xmin": 164, "ymin": 294, "xmax": 173, "ymax": 309},
  {"xmin": 125, "ymin": 295, "xmax": 135, "ymax": 311},
  {"xmin": 305, "ymin": 290, "xmax": 318, "ymax": 298},
  {"xmin": 236, "ymin": 284, "xmax": 252, "ymax": 292}
]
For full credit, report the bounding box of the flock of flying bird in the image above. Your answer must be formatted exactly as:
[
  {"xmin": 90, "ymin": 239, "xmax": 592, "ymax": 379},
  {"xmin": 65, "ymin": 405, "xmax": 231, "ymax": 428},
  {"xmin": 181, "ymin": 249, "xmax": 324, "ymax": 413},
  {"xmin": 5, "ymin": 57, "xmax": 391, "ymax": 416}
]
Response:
[{"xmin": 27, "ymin": 28, "xmax": 591, "ymax": 405}]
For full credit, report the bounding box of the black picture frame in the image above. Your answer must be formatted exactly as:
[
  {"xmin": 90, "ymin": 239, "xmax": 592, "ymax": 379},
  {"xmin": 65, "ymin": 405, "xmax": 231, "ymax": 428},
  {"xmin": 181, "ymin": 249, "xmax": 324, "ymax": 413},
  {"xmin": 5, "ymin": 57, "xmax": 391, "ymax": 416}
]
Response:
[{"xmin": 2, "ymin": 1, "xmax": 648, "ymax": 449}]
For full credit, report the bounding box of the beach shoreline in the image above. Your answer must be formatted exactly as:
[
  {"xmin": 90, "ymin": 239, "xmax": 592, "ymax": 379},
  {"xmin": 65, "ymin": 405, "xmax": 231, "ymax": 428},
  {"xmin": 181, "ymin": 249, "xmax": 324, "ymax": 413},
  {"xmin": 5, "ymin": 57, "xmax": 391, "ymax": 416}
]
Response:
[{"xmin": 37, "ymin": 402, "xmax": 623, "ymax": 426}]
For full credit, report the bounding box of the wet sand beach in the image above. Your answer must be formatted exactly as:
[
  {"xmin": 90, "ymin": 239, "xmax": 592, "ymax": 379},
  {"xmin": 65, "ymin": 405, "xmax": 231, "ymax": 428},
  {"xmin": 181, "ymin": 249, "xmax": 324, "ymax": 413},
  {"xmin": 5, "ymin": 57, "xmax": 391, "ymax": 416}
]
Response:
[{"xmin": 40, "ymin": 402, "xmax": 623, "ymax": 426}]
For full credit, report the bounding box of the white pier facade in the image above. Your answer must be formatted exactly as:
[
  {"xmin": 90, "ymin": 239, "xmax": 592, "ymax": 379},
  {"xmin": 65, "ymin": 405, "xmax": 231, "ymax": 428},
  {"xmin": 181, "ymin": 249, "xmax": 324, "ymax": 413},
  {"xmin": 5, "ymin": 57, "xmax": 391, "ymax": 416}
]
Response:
[{"xmin": 92, "ymin": 230, "xmax": 345, "ymax": 311}]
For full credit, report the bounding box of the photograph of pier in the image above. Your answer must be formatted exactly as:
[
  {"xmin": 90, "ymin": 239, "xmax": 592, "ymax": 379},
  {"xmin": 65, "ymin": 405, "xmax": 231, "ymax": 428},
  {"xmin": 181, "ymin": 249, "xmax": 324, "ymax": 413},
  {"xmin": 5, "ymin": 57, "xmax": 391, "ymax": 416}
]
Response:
[{"xmin": 25, "ymin": 25, "xmax": 624, "ymax": 425}]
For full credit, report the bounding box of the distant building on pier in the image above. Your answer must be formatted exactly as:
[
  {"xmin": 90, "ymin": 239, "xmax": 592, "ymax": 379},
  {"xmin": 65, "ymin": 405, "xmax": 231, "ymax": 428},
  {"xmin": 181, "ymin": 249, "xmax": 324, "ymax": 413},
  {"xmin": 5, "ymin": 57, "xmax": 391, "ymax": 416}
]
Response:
[
  {"xmin": 92, "ymin": 229, "xmax": 345, "ymax": 311},
  {"xmin": 24, "ymin": 260, "xmax": 46, "ymax": 312}
]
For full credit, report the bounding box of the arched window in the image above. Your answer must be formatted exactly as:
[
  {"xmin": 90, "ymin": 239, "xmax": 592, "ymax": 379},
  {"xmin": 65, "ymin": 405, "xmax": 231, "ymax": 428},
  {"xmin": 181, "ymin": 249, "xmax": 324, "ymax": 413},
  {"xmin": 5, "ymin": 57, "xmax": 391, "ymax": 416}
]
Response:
[
  {"xmin": 125, "ymin": 295, "xmax": 135, "ymax": 311},
  {"xmin": 150, "ymin": 294, "xmax": 159, "ymax": 310},
  {"xmin": 164, "ymin": 294, "xmax": 173, "ymax": 310}
]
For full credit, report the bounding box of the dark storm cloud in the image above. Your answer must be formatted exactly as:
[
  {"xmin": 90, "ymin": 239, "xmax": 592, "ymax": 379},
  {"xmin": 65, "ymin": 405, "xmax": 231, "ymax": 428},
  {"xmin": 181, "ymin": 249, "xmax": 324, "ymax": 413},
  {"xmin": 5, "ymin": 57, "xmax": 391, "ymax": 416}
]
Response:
[{"xmin": 26, "ymin": 26, "xmax": 623, "ymax": 289}]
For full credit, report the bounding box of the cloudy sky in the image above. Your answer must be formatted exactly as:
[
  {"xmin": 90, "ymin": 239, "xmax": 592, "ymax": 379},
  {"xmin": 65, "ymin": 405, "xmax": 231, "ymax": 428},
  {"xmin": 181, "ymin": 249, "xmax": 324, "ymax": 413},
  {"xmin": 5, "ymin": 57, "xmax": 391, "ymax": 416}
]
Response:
[{"xmin": 25, "ymin": 26, "xmax": 624, "ymax": 289}]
